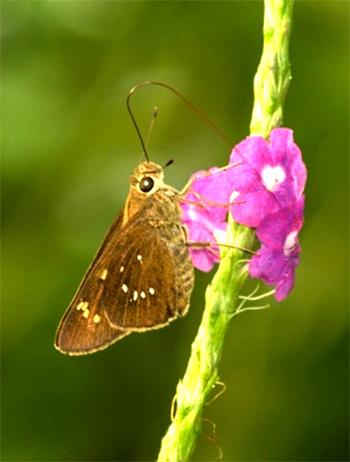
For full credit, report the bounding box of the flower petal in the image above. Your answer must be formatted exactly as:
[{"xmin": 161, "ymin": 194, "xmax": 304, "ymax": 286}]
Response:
[
  {"xmin": 256, "ymin": 206, "xmax": 303, "ymax": 249},
  {"xmin": 231, "ymin": 188, "xmax": 280, "ymax": 228},
  {"xmin": 249, "ymin": 244, "xmax": 300, "ymax": 301},
  {"xmin": 230, "ymin": 136, "xmax": 271, "ymax": 171}
]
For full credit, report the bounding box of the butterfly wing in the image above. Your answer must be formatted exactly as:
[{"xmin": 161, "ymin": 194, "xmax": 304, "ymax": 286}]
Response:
[
  {"xmin": 54, "ymin": 306, "xmax": 130, "ymax": 355},
  {"xmin": 99, "ymin": 225, "xmax": 180, "ymax": 330},
  {"xmin": 55, "ymin": 209, "xmax": 193, "ymax": 355},
  {"xmin": 55, "ymin": 210, "xmax": 131, "ymax": 355}
]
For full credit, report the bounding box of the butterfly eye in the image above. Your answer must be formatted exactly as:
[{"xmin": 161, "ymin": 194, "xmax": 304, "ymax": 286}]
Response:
[{"xmin": 139, "ymin": 176, "xmax": 154, "ymax": 193}]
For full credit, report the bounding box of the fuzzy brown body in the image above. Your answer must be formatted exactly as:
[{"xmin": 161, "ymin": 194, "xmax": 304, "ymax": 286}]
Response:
[{"xmin": 55, "ymin": 161, "xmax": 194, "ymax": 355}]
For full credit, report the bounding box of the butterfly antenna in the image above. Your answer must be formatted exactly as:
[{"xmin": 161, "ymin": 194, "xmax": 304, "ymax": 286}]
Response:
[
  {"xmin": 127, "ymin": 86, "xmax": 150, "ymax": 162},
  {"xmin": 127, "ymin": 81, "xmax": 233, "ymax": 148},
  {"xmin": 163, "ymin": 159, "xmax": 174, "ymax": 169},
  {"xmin": 145, "ymin": 106, "xmax": 158, "ymax": 148}
]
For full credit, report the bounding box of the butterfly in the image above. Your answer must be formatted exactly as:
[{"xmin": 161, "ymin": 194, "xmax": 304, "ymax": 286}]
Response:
[{"xmin": 55, "ymin": 160, "xmax": 194, "ymax": 355}]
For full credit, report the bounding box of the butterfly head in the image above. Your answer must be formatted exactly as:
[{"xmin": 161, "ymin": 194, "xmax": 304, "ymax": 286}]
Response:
[{"xmin": 129, "ymin": 161, "xmax": 165, "ymax": 196}]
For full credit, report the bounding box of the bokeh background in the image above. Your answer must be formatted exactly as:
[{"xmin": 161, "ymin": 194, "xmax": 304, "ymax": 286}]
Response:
[{"xmin": 2, "ymin": 1, "xmax": 348, "ymax": 461}]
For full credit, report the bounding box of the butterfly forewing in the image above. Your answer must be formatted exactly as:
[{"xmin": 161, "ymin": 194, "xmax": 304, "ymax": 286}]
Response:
[
  {"xmin": 55, "ymin": 211, "xmax": 131, "ymax": 355},
  {"xmin": 55, "ymin": 305, "xmax": 130, "ymax": 355}
]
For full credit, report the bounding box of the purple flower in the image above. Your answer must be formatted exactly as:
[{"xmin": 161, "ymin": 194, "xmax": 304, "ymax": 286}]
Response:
[
  {"xmin": 181, "ymin": 166, "xmax": 236, "ymax": 271},
  {"xmin": 256, "ymin": 203, "xmax": 304, "ymax": 249},
  {"xmin": 229, "ymin": 128, "xmax": 306, "ymax": 227},
  {"xmin": 228, "ymin": 128, "xmax": 306, "ymax": 299},
  {"xmin": 249, "ymin": 205, "xmax": 304, "ymax": 301},
  {"xmin": 249, "ymin": 244, "xmax": 300, "ymax": 301},
  {"xmin": 181, "ymin": 128, "xmax": 307, "ymax": 300}
]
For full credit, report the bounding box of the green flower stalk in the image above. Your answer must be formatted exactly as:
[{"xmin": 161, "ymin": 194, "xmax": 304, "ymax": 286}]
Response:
[
  {"xmin": 251, "ymin": 0, "xmax": 294, "ymax": 136},
  {"xmin": 157, "ymin": 1, "xmax": 295, "ymax": 461}
]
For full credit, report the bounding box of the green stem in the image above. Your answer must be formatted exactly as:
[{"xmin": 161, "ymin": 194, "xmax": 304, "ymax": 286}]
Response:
[
  {"xmin": 251, "ymin": 0, "xmax": 294, "ymax": 136},
  {"xmin": 157, "ymin": 1, "xmax": 294, "ymax": 461}
]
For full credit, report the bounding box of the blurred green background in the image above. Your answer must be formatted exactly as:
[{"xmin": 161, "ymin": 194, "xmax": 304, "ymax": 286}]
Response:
[{"xmin": 2, "ymin": 1, "xmax": 348, "ymax": 461}]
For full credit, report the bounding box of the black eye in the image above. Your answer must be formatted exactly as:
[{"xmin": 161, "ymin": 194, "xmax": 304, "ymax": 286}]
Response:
[{"xmin": 139, "ymin": 176, "xmax": 154, "ymax": 193}]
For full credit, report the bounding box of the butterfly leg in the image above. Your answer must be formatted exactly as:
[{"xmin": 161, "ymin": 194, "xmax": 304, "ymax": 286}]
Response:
[{"xmin": 186, "ymin": 241, "xmax": 255, "ymax": 255}]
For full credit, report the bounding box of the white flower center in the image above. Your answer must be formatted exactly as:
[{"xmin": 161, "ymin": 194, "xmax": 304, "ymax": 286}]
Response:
[
  {"xmin": 261, "ymin": 165, "xmax": 286, "ymax": 192},
  {"xmin": 230, "ymin": 190, "xmax": 240, "ymax": 202},
  {"xmin": 213, "ymin": 228, "xmax": 227, "ymax": 245},
  {"xmin": 187, "ymin": 205, "xmax": 199, "ymax": 221},
  {"xmin": 284, "ymin": 230, "xmax": 298, "ymax": 256}
]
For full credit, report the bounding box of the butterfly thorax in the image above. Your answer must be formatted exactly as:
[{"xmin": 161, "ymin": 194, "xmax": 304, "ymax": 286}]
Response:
[{"xmin": 124, "ymin": 161, "xmax": 180, "ymax": 225}]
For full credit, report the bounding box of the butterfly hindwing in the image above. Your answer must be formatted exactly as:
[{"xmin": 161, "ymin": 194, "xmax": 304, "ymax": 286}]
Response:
[{"xmin": 99, "ymin": 224, "xmax": 178, "ymax": 330}]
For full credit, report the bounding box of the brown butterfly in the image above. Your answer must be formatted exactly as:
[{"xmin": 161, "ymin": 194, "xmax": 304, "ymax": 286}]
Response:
[{"xmin": 55, "ymin": 160, "xmax": 194, "ymax": 355}]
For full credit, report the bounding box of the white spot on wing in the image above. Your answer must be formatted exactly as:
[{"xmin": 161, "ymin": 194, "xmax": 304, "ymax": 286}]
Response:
[
  {"xmin": 133, "ymin": 290, "xmax": 138, "ymax": 301},
  {"xmin": 149, "ymin": 287, "xmax": 155, "ymax": 295},
  {"xmin": 77, "ymin": 301, "xmax": 90, "ymax": 321},
  {"xmin": 140, "ymin": 291, "xmax": 146, "ymax": 299},
  {"xmin": 120, "ymin": 266, "xmax": 124, "ymax": 273},
  {"xmin": 99, "ymin": 268, "xmax": 108, "ymax": 280},
  {"xmin": 122, "ymin": 284, "xmax": 128, "ymax": 293},
  {"xmin": 93, "ymin": 314, "xmax": 101, "ymax": 323},
  {"xmin": 137, "ymin": 254, "xmax": 142, "ymax": 261},
  {"xmin": 77, "ymin": 300, "xmax": 89, "ymax": 311}
]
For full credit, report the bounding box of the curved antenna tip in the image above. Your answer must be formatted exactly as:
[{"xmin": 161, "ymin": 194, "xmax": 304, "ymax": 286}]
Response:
[
  {"xmin": 126, "ymin": 81, "xmax": 232, "ymax": 165},
  {"xmin": 128, "ymin": 81, "xmax": 232, "ymax": 146}
]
